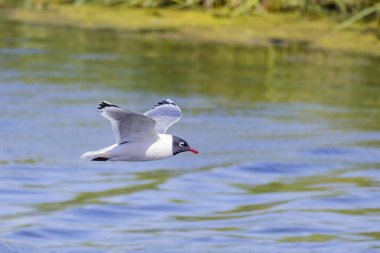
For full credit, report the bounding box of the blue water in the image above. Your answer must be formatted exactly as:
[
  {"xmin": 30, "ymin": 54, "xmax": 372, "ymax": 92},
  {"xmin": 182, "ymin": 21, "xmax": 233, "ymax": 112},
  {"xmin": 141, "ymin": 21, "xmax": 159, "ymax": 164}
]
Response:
[{"xmin": 1, "ymin": 21, "xmax": 380, "ymax": 253}]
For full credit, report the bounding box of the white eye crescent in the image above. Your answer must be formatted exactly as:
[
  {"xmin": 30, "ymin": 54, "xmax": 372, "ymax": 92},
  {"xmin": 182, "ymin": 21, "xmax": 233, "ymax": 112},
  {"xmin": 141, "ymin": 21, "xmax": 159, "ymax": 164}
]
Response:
[{"xmin": 179, "ymin": 142, "xmax": 185, "ymax": 147}]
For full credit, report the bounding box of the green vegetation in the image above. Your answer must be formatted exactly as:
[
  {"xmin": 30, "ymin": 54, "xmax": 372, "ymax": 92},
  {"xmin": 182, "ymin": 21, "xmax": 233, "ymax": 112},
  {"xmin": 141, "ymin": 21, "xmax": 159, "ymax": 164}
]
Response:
[
  {"xmin": 1, "ymin": 0, "xmax": 379, "ymax": 52},
  {"xmin": 1, "ymin": 0, "xmax": 380, "ymax": 21},
  {"xmin": 0, "ymin": 1, "xmax": 379, "ymax": 59}
]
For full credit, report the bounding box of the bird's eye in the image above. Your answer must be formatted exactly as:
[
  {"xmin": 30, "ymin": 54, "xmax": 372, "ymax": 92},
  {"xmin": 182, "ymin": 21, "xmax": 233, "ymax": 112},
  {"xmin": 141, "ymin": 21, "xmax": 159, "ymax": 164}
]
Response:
[{"xmin": 179, "ymin": 142, "xmax": 185, "ymax": 147}]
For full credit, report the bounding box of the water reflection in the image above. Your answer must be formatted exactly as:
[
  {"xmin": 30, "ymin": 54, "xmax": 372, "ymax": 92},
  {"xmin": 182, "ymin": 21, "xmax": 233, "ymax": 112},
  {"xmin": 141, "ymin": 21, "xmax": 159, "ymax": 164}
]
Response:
[{"xmin": 1, "ymin": 21, "xmax": 380, "ymax": 109}]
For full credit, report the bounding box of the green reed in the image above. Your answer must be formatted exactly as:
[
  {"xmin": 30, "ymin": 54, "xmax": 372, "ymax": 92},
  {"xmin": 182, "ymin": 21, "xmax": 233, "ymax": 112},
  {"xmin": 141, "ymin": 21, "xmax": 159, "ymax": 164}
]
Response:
[{"xmin": 1, "ymin": 0, "xmax": 380, "ymax": 21}]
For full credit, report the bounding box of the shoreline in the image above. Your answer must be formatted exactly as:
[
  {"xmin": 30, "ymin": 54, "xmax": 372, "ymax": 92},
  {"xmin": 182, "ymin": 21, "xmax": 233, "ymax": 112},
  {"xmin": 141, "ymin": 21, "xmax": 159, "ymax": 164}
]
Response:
[{"xmin": 1, "ymin": 4, "xmax": 380, "ymax": 57}]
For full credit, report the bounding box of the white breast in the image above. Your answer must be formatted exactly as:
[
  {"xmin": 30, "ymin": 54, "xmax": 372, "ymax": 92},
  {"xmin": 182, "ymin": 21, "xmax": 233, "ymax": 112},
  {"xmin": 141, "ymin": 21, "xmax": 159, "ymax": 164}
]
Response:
[
  {"xmin": 144, "ymin": 134, "xmax": 173, "ymax": 160},
  {"xmin": 109, "ymin": 134, "xmax": 173, "ymax": 161}
]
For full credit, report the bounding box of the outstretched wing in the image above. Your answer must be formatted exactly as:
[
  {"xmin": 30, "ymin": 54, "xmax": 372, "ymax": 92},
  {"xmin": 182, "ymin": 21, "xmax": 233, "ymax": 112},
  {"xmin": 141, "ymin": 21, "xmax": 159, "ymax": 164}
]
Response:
[
  {"xmin": 144, "ymin": 99, "xmax": 182, "ymax": 134},
  {"xmin": 98, "ymin": 101, "xmax": 158, "ymax": 143}
]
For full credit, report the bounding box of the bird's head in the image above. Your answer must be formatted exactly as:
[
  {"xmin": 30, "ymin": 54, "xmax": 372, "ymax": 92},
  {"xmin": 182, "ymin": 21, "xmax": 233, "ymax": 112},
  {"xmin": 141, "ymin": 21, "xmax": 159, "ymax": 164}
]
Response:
[{"xmin": 172, "ymin": 136, "xmax": 198, "ymax": 156}]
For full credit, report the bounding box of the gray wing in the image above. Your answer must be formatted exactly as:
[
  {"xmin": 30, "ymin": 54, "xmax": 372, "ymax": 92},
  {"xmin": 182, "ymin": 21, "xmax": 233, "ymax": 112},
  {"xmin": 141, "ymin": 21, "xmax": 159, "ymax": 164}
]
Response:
[
  {"xmin": 143, "ymin": 99, "xmax": 182, "ymax": 134},
  {"xmin": 98, "ymin": 101, "xmax": 158, "ymax": 143}
]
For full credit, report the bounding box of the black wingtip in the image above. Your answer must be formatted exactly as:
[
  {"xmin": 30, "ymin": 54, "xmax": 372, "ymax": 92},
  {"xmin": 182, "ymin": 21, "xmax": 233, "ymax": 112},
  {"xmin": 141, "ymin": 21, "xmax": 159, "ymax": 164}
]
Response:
[
  {"xmin": 98, "ymin": 100, "xmax": 119, "ymax": 110},
  {"xmin": 91, "ymin": 157, "xmax": 109, "ymax": 161},
  {"xmin": 153, "ymin": 98, "xmax": 176, "ymax": 108}
]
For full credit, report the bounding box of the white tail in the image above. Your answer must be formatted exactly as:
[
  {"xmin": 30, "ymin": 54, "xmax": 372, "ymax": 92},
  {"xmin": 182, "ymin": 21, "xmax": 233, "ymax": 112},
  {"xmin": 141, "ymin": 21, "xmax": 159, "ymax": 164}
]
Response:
[
  {"xmin": 81, "ymin": 144, "xmax": 117, "ymax": 161},
  {"xmin": 80, "ymin": 150, "xmax": 109, "ymax": 161}
]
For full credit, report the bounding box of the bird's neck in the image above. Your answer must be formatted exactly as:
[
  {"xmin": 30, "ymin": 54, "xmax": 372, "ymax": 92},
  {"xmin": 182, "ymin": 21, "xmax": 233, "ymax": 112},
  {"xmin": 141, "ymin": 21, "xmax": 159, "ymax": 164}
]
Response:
[{"xmin": 144, "ymin": 134, "xmax": 173, "ymax": 160}]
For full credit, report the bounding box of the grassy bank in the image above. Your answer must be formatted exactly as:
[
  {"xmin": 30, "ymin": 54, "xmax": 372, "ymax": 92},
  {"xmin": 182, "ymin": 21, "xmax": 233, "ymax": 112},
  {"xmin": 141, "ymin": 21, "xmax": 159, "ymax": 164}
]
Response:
[
  {"xmin": 2, "ymin": 0, "xmax": 380, "ymax": 19},
  {"xmin": 0, "ymin": 3, "xmax": 380, "ymax": 56}
]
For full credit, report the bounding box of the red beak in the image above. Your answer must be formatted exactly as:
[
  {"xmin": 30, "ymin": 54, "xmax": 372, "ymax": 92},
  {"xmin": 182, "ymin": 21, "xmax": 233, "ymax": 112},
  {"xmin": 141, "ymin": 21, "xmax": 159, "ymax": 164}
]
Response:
[{"xmin": 188, "ymin": 147, "xmax": 199, "ymax": 154}]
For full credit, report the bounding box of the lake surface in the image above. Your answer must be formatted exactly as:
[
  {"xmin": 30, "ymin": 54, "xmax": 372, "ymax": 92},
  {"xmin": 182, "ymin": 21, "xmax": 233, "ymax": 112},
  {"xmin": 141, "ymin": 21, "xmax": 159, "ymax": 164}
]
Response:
[{"xmin": 1, "ymin": 20, "xmax": 380, "ymax": 253}]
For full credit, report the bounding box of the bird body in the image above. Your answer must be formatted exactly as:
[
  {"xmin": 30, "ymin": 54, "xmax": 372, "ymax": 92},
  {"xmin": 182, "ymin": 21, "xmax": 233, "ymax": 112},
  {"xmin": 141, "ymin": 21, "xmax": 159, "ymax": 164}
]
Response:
[{"xmin": 81, "ymin": 99, "xmax": 198, "ymax": 162}]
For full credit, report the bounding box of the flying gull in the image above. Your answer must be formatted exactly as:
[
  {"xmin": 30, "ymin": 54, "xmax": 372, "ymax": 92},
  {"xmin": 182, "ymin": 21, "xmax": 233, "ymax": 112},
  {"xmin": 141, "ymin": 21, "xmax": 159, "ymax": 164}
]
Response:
[{"xmin": 81, "ymin": 99, "xmax": 198, "ymax": 161}]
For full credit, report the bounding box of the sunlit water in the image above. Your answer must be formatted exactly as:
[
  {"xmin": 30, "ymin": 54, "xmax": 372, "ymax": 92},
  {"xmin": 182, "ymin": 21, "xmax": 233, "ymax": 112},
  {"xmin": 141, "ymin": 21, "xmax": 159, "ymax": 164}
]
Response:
[{"xmin": 1, "ymin": 21, "xmax": 380, "ymax": 253}]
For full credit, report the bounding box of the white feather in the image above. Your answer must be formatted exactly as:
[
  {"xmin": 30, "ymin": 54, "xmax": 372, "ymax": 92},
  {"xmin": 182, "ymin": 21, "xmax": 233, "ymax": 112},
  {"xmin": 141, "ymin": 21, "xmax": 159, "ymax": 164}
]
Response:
[
  {"xmin": 106, "ymin": 134, "xmax": 173, "ymax": 161},
  {"xmin": 144, "ymin": 99, "xmax": 182, "ymax": 134}
]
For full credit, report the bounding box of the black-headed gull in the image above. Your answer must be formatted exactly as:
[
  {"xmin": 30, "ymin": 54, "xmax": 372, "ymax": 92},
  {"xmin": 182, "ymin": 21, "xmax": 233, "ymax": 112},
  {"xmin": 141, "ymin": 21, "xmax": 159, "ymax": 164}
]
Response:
[{"xmin": 81, "ymin": 99, "xmax": 198, "ymax": 162}]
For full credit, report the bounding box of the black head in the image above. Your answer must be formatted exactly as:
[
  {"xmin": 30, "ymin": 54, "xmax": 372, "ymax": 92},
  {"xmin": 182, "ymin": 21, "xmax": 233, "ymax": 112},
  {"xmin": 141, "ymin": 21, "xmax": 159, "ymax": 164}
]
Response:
[{"xmin": 172, "ymin": 136, "xmax": 199, "ymax": 156}]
